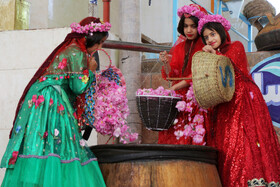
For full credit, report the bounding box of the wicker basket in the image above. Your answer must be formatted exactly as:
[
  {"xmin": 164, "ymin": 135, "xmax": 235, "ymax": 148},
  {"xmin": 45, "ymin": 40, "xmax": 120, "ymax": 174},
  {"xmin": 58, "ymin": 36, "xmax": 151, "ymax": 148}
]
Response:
[
  {"xmin": 136, "ymin": 95, "xmax": 181, "ymax": 131},
  {"xmin": 191, "ymin": 51, "xmax": 235, "ymax": 109}
]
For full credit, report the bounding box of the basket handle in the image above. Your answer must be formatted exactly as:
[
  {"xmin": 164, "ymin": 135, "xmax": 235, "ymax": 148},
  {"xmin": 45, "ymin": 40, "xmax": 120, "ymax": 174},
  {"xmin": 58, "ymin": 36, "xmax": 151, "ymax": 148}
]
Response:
[{"xmin": 90, "ymin": 49, "xmax": 112, "ymax": 67}]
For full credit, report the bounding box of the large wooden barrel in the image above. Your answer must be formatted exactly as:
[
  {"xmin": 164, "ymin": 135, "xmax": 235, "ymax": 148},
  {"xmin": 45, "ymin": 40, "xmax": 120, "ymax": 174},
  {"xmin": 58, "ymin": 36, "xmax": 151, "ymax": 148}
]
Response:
[
  {"xmin": 243, "ymin": 0, "xmax": 276, "ymax": 28},
  {"xmin": 90, "ymin": 144, "xmax": 222, "ymax": 187},
  {"xmin": 255, "ymin": 14, "xmax": 280, "ymax": 51}
]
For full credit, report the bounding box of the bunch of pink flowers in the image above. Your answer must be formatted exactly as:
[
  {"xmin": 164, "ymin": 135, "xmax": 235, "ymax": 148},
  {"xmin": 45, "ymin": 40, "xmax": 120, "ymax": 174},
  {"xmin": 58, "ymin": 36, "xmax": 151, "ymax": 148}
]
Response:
[
  {"xmin": 198, "ymin": 14, "xmax": 231, "ymax": 34},
  {"xmin": 136, "ymin": 86, "xmax": 181, "ymax": 97},
  {"xmin": 70, "ymin": 21, "xmax": 111, "ymax": 34},
  {"xmin": 174, "ymin": 83, "xmax": 207, "ymax": 145},
  {"xmin": 177, "ymin": 5, "xmax": 207, "ymax": 19},
  {"xmin": 94, "ymin": 75, "xmax": 138, "ymax": 144}
]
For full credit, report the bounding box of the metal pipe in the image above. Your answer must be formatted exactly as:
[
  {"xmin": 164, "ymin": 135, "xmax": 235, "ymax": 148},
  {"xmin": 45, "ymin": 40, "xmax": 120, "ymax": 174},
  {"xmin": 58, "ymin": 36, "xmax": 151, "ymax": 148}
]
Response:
[
  {"xmin": 102, "ymin": 0, "xmax": 111, "ymax": 22},
  {"xmin": 248, "ymin": 24, "xmax": 253, "ymax": 52},
  {"xmin": 218, "ymin": 0, "xmax": 222, "ymax": 15},
  {"xmin": 173, "ymin": 0, "xmax": 178, "ymax": 44},
  {"xmin": 214, "ymin": 0, "xmax": 218, "ymax": 14},
  {"xmin": 103, "ymin": 40, "xmax": 172, "ymax": 53},
  {"xmin": 211, "ymin": 0, "xmax": 214, "ymax": 13}
]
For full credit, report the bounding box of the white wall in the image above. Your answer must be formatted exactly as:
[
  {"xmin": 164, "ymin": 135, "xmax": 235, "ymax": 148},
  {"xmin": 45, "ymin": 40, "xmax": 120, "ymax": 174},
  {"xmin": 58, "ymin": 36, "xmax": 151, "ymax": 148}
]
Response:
[
  {"xmin": 141, "ymin": 0, "xmax": 173, "ymax": 43},
  {"xmin": 18, "ymin": 0, "xmax": 259, "ymax": 51},
  {"xmin": 27, "ymin": 0, "xmax": 89, "ymax": 29},
  {"xmin": 0, "ymin": 28, "xmax": 72, "ymax": 183}
]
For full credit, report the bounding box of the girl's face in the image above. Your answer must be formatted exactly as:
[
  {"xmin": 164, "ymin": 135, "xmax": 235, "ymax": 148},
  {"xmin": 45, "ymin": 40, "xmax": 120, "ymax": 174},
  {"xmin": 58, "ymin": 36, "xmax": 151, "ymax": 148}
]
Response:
[
  {"xmin": 183, "ymin": 18, "xmax": 198, "ymax": 40},
  {"xmin": 202, "ymin": 28, "xmax": 222, "ymax": 50},
  {"xmin": 86, "ymin": 36, "xmax": 108, "ymax": 54}
]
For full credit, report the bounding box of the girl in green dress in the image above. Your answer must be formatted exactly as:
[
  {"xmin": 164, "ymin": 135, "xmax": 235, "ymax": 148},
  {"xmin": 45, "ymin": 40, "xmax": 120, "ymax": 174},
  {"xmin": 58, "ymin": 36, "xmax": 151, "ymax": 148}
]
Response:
[{"xmin": 1, "ymin": 17, "xmax": 110, "ymax": 187}]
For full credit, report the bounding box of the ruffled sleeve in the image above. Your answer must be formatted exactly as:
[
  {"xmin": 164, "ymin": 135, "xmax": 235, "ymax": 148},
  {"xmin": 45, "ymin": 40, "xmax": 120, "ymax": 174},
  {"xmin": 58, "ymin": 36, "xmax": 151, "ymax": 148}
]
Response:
[{"xmin": 68, "ymin": 69, "xmax": 95, "ymax": 95}]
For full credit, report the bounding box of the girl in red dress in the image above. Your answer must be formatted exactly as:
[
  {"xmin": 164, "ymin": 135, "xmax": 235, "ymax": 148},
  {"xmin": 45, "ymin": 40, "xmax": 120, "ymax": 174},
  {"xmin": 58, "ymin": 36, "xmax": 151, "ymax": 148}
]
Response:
[
  {"xmin": 158, "ymin": 4, "xmax": 209, "ymax": 145},
  {"xmin": 198, "ymin": 14, "xmax": 280, "ymax": 187}
]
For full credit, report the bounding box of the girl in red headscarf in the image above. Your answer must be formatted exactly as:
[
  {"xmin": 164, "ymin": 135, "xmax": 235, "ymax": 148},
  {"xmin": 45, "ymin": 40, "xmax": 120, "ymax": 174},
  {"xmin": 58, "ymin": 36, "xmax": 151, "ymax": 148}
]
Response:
[
  {"xmin": 0, "ymin": 17, "xmax": 109, "ymax": 187},
  {"xmin": 158, "ymin": 4, "xmax": 209, "ymax": 145},
  {"xmin": 199, "ymin": 14, "xmax": 280, "ymax": 187}
]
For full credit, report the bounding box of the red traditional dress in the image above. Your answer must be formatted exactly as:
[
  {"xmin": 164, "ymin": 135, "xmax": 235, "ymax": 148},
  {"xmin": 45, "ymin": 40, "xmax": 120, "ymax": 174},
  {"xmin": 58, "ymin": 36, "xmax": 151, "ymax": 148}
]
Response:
[
  {"xmin": 158, "ymin": 37, "xmax": 209, "ymax": 145},
  {"xmin": 206, "ymin": 35, "xmax": 280, "ymax": 186}
]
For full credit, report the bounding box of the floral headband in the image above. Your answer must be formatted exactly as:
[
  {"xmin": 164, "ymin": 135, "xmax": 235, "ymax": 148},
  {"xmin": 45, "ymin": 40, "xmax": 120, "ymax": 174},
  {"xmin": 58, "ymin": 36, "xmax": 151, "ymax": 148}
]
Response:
[
  {"xmin": 70, "ymin": 20, "xmax": 111, "ymax": 35},
  {"xmin": 198, "ymin": 14, "xmax": 231, "ymax": 34},
  {"xmin": 177, "ymin": 4, "xmax": 208, "ymax": 20}
]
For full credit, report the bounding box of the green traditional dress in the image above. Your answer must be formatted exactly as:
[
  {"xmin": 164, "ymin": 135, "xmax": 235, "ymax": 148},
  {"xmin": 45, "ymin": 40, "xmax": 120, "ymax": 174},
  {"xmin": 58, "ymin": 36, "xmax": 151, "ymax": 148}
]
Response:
[{"xmin": 1, "ymin": 43, "xmax": 106, "ymax": 187}]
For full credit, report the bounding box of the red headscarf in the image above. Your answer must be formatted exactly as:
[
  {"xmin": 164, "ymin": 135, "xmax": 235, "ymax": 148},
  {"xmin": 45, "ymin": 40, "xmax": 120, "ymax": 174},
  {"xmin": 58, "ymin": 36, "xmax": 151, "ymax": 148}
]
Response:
[
  {"xmin": 218, "ymin": 29, "xmax": 232, "ymax": 54},
  {"xmin": 188, "ymin": 4, "xmax": 208, "ymax": 16},
  {"xmin": 218, "ymin": 29, "xmax": 251, "ymax": 78}
]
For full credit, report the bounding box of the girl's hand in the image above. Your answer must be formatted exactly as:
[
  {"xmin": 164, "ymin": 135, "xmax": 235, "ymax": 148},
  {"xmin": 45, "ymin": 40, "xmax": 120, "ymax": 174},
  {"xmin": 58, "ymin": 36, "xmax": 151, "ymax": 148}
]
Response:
[
  {"xmin": 168, "ymin": 80, "xmax": 189, "ymax": 91},
  {"xmin": 159, "ymin": 51, "xmax": 168, "ymax": 64},
  {"xmin": 168, "ymin": 85, "xmax": 176, "ymax": 91},
  {"xmin": 202, "ymin": 45, "xmax": 216, "ymax": 54},
  {"xmin": 88, "ymin": 56, "xmax": 98, "ymax": 72}
]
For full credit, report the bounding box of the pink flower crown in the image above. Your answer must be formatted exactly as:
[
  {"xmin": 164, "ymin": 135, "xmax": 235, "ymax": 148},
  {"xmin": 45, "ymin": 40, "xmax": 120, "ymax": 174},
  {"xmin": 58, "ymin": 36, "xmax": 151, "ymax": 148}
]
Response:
[
  {"xmin": 198, "ymin": 14, "xmax": 231, "ymax": 34},
  {"xmin": 70, "ymin": 21, "xmax": 111, "ymax": 35},
  {"xmin": 177, "ymin": 5, "xmax": 207, "ymax": 19}
]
